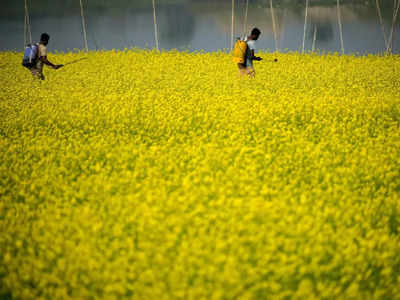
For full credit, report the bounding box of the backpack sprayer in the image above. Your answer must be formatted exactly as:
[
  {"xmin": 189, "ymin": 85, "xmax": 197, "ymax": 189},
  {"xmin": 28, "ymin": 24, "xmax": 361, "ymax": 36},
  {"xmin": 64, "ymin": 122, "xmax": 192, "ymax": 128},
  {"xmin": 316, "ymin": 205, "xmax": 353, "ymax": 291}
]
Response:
[
  {"xmin": 22, "ymin": 43, "xmax": 39, "ymax": 68},
  {"xmin": 232, "ymin": 37, "xmax": 278, "ymax": 64},
  {"xmin": 233, "ymin": 37, "xmax": 248, "ymax": 64},
  {"xmin": 22, "ymin": 44, "xmax": 87, "ymax": 69}
]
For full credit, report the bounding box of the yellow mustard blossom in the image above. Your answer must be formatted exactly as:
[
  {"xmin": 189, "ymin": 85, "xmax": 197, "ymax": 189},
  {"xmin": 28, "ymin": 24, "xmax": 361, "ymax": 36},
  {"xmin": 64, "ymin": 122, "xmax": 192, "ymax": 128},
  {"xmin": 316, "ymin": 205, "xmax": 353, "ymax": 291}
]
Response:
[{"xmin": 0, "ymin": 50, "xmax": 399, "ymax": 299}]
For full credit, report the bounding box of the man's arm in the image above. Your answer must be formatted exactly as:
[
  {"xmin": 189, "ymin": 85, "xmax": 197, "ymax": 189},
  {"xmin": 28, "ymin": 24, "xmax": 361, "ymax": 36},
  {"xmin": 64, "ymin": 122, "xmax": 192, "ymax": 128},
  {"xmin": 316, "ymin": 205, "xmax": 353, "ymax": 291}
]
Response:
[
  {"xmin": 250, "ymin": 50, "xmax": 262, "ymax": 61},
  {"xmin": 40, "ymin": 56, "xmax": 62, "ymax": 69}
]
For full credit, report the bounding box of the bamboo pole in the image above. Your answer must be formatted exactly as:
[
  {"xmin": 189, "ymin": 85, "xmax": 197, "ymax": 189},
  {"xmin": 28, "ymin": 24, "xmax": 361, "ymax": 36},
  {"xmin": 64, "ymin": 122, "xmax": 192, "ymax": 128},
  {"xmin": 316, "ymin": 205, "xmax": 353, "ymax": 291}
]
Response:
[
  {"xmin": 24, "ymin": 5, "xmax": 27, "ymax": 47},
  {"xmin": 387, "ymin": 0, "xmax": 400, "ymax": 53},
  {"xmin": 27, "ymin": 1, "xmax": 32, "ymax": 44},
  {"xmin": 302, "ymin": 0, "xmax": 309, "ymax": 53},
  {"xmin": 387, "ymin": 0, "xmax": 396, "ymax": 53},
  {"xmin": 243, "ymin": 0, "xmax": 249, "ymax": 36},
  {"xmin": 279, "ymin": 8, "xmax": 287, "ymax": 48},
  {"xmin": 231, "ymin": 0, "xmax": 235, "ymax": 49},
  {"xmin": 376, "ymin": 0, "xmax": 388, "ymax": 49},
  {"xmin": 24, "ymin": 0, "xmax": 32, "ymax": 45},
  {"xmin": 337, "ymin": 0, "xmax": 344, "ymax": 54},
  {"xmin": 394, "ymin": 0, "xmax": 400, "ymax": 48},
  {"xmin": 269, "ymin": 0, "xmax": 278, "ymax": 51},
  {"xmin": 79, "ymin": 0, "xmax": 89, "ymax": 52},
  {"xmin": 312, "ymin": 25, "xmax": 317, "ymax": 52},
  {"xmin": 152, "ymin": 0, "xmax": 159, "ymax": 51}
]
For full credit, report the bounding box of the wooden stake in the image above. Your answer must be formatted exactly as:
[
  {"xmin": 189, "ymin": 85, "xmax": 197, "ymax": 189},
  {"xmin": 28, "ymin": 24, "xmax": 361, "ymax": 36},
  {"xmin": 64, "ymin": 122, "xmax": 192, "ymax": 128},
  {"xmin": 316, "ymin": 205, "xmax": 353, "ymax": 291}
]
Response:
[
  {"xmin": 79, "ymin": 0, "xmax": 89, "ymax": 52},
  {"xmin": 27, "ymin": 1, "xmax": 32, "ymax": 44},
  {"xmin": 312, "ymin": 25, "xmax": 317, "ymax": 52},
  {"xmin": 387, "ymin": 0, "xmax": 400, "ymax": 53},
  {"xmin": 24, "ymin": 4, "xmax": 27, "ymax": 48},
  {"xmin": 243, "ymin": 0, "xmax": 249, "ymax": 36},
  {"xmin": 24, "ymin": 0, "xmax": 32, "ymax": 45},
  {"xmin": 231, "ymin": 0, "xmax": 235, "ymax": 49},
  {"xmin": 152, "ymin": 0, "xmax": 159, "ymax": 51},
  {"xmin": 269, "ymin": 0, "xmax": 278, "ymax": 51},
  {"xmin": 376, "ymin": 0, "xmax": 388, "ymax": 49},
  {"xmin": 337, "ymin": 0, "xmax": 344, "ymax": 54},
  {"xmin": 302, "ymin": 0, "xmax": 309, "ymax": 53},
  {"xmin": 279, "ymin": 8, "xmax": 287, "ymax": 48}
]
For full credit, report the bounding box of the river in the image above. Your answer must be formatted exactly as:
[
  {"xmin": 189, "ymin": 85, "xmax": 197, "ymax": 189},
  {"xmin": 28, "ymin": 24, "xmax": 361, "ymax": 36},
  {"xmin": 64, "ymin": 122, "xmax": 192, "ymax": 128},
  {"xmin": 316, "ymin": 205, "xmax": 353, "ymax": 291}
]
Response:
[{"xmin": 1, "ymin": 0, "xmax": 399, "ymax": 54}]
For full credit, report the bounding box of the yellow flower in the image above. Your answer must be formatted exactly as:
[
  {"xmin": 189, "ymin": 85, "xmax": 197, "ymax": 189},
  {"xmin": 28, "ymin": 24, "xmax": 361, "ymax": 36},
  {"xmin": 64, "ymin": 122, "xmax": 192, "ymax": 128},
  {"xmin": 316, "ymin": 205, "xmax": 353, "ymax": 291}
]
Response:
[{"xmin": 0, "ymin": 50, "xmax": 399, "ymax": 299}]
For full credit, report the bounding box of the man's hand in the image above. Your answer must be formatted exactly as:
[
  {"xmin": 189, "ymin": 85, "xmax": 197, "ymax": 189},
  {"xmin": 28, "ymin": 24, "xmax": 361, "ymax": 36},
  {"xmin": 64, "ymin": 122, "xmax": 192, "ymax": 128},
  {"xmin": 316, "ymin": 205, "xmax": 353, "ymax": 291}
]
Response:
[{"xmin": 53, "ymin": 64, "xmax": 64, "ymax": 70}]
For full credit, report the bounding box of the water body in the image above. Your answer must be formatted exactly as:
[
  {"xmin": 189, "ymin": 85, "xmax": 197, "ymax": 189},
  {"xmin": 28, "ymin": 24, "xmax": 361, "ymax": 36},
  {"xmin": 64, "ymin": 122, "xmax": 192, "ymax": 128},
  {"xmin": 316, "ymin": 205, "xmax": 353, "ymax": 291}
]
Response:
[{"xmin": 1, "ymin": 0, "xmax": 399, "ymax": 54}]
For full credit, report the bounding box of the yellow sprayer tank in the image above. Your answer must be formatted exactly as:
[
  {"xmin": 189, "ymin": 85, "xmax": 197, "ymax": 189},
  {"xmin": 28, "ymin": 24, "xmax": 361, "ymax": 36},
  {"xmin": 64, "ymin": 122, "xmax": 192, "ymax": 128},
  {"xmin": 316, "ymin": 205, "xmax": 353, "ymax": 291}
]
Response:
[{"xmin": 232, "ymin": 39, "xmax": 247, "ymax": 64}]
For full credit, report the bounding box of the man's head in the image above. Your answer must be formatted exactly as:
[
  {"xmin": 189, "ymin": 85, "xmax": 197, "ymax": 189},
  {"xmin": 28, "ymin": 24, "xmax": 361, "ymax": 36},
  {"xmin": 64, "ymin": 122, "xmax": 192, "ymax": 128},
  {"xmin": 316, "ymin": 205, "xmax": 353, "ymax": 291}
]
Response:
[
  {"xmin": 250, "ymin": 28, "xmax": 261, "ymax": 41},
  {"xmin": 40, "ymin": 33, "xmax": 50, "ymax": 45}
]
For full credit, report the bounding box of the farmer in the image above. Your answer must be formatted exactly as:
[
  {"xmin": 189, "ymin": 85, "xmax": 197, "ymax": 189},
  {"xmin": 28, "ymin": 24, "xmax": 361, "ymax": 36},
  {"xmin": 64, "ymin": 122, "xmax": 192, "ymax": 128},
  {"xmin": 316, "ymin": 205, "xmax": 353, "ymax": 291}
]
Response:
[
  {"xmin": 31, "ymin": 33, "xmax": 63, "ymax": 80},
  {"xmin": 238, "ymin": 28, "xmax": 263, "ymax": 77}
]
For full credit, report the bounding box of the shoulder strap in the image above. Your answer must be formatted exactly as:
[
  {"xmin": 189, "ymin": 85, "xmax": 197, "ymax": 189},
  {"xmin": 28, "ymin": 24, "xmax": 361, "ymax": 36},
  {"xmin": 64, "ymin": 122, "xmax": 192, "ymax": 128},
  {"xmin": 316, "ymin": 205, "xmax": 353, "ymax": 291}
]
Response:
[{"xmin": 240, "ymin": 40, "xmax": 247, "ymax": 54}]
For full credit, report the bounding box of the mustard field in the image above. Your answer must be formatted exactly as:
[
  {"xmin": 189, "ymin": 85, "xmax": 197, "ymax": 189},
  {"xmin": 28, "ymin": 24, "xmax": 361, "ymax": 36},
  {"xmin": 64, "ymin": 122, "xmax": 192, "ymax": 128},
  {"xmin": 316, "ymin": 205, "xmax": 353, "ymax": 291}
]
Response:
[{"xmin": 1, "ymin": 50, "xmax": 400, "ymax": 299}]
